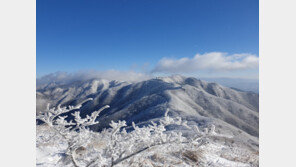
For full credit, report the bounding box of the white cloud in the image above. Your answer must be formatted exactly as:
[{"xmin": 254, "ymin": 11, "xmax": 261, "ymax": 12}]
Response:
[
  {"xmin": 152, "ymin": 52, "xmax": 259, "ymax": 73},
  {"xmin": 37, "ymin": 52, "xmax": 259, "ymax": 86},
  {"xmin": 37, "ymin": 70, "xmax": 152, "ymax": 86}
]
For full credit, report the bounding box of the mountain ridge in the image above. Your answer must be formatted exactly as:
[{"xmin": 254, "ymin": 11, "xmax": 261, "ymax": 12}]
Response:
[{"xmin": 37, "ymin": 75, "xmax": 259, "ymax": 150}]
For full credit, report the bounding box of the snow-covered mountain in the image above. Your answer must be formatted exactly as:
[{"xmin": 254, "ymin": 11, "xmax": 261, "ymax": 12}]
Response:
[
  {"xmin": 37, "ymin": 75, "xmax": 259, "ymax": 151},
  {"xmin": 200, "ymin": 77, "xmax": 259, "ymax": 93}
]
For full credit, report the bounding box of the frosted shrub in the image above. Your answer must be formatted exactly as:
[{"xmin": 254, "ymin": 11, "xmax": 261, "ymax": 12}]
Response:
[{"xmin": 36, "ymin": 99, "xmax": 214, "ymax": 167}]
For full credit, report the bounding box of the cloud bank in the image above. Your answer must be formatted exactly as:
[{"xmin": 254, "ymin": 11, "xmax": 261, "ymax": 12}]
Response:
[
  {"xmin": 37, "ymin": 70, "xmax": 152, "ymax": 87},
  {"xmin": 152, "ymin": 52, "xmax": 259, "ymax": 73},
  {"xmin": 37, "ymin": 52, "xmax": 259, "ymax": 87}
]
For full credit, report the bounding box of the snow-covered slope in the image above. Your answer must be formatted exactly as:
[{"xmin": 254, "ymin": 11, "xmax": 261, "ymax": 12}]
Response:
[{"xmin": 37, "ymin": 76, "xmax": 259, "ymax": 151}]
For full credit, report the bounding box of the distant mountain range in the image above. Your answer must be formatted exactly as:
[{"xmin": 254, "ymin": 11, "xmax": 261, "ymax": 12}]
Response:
[
  {"xmin": 201, "ymin": 77, "xmax": 259, "ymax": 93},
  {"xmin": 37, "ymin": 75, "xmax": 259, "ymax": 150}
]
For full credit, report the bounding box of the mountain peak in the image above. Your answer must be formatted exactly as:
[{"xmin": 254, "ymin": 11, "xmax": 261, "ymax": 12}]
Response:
[{"xmin": 37, "ymin": 76, "xmax": 258, "ymax": 139}]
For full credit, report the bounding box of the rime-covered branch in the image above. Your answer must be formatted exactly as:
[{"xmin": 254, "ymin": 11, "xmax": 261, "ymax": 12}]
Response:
[
  {"xmin": 36, "ymin": 99, "xmax": 110, "ymax": 167},
  {"xmin": 37, "ymin": 105, "xmax": 216, "ymax": 167}
]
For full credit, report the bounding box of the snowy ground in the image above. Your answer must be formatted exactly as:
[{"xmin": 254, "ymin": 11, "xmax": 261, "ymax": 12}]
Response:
[
  {"xmin": 37, "ymin": 124, "xmax": 258, "ymax": 167},
  {"xmin": 36, "ymin": 100, "xmax": 258, "ymax": 167}
]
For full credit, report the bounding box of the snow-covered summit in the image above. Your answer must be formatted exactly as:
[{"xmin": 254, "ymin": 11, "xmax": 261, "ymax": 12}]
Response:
[{"xmin": 37, "ymin": 75, "xmax": 259, "ymax": 154}]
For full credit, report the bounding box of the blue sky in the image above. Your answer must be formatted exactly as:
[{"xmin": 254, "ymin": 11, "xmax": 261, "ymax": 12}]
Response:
[{"xmin": 37, "ymin": 0, "xmax": 258, "ymax": 78}]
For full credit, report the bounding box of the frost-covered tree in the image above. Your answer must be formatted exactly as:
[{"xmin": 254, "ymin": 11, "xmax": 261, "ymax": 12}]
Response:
[
  {"xmin": 36, "ymin": 100, "xmax": 215, "ymax": 167},
  {"xmin": 36, "ymin": 98, "xmax": 110, "ymax": 167}
]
